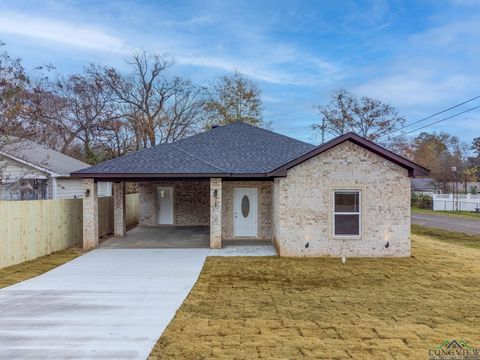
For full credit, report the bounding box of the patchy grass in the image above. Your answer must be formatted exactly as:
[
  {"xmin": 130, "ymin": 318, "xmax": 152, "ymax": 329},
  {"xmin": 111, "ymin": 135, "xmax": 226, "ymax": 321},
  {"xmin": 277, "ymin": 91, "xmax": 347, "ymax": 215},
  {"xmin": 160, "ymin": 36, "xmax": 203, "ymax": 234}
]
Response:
[
  {"xmin": 149, "ymin": 235, "xmax": 480, "ymax": 359},
  {"xmin": 412, "ymin": 207, "xmax": 480, "ymax": 220},
  {"xmin": 0, "ymin": 248, "xmax": 82, "ymax": 289},
  {"xmin": 412, "ymin": 224, "xmax": 480, "ymax": 249}
]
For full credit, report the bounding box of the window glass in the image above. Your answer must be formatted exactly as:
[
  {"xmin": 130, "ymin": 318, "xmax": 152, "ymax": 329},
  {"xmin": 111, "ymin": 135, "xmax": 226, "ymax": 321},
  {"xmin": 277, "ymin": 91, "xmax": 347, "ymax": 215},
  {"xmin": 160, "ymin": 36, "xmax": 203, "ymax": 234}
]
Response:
[
  {"xmin": 334, "ymin": 192, "xmax": 359, "ymax": 212},
  {"xmin": 334, "ymin": 191, "xmax": 360, "ymax": 236},
  {"xmin": 334, "ymin": 214, "xmax": 359, "ymax": 235},
  {"xmin": 241, "ymin": 195, "xmax": 250, "ymax": 217}
]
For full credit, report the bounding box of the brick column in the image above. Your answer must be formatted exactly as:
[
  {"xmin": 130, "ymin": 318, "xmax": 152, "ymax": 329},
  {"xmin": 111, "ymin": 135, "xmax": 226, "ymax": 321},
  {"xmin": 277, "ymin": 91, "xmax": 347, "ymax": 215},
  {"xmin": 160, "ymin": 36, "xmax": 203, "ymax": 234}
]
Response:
[
  {"xmin": 113, "ymin": 182, "xmax": 126, "ymax": 237},
  {"xmin": 210, "ymin": 177, "xmax": 222, "ymax": 249},
  {"xmin": 83, "ymin": 179, "xmax": 98, "ymax": 250}
]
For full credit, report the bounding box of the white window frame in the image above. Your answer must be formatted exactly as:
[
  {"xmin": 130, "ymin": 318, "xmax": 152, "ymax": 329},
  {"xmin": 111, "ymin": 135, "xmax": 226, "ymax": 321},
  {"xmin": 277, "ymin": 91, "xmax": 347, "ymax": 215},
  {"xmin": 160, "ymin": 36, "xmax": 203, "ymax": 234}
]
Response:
[{"xmin": 333, "ymin": 190, "xmax": 361, "ymax": 238}]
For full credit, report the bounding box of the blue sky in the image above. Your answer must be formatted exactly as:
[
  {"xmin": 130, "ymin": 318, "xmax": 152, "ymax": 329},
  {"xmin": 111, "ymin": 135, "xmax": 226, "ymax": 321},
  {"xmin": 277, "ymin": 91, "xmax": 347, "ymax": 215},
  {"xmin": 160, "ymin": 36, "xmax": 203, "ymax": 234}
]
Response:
[{"xmin": 0, "ymin": 0, "xmax": 479, "ymax": 145}]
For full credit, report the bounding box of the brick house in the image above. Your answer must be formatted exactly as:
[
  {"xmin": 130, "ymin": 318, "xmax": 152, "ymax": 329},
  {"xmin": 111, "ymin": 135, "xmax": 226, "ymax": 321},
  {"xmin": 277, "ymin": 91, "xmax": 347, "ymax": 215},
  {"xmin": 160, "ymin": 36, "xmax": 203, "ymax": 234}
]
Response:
[{"xmin": 72, "ymin": 122, "xmax": 428, "ymax": 257}]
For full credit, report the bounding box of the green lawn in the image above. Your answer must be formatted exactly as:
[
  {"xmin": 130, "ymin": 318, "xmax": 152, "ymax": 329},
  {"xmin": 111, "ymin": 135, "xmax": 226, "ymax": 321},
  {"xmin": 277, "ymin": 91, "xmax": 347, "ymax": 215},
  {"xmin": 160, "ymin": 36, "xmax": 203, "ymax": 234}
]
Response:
[
  {"xmin": 0, "ymin": 248, "xmax": 82, "ymax": 289},
  {"xmin": 412, "ymin": 207, "xmax": 480, "ymax": 220},
  {"xmin": 149, "ymin": 234, "xmax": 480, "ymax": 359}
]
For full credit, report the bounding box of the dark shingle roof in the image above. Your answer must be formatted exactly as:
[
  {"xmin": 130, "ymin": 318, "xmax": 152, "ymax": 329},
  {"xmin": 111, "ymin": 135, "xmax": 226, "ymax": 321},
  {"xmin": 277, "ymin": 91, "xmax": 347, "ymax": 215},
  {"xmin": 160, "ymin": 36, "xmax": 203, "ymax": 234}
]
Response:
[{"xmin": 73, "ymin": 122, "xmax": 316, "ymax": 177}]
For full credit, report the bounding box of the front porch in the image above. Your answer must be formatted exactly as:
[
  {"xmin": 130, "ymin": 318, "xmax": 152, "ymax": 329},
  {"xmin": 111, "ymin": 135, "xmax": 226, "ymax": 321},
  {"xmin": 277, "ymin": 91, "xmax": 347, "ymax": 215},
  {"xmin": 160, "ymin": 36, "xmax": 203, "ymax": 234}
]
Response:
[
  {"xmin": 82, "ymin": 177, "xmax": 274, "ymax": 251},
  {"xmin": 98, "ymin": 226, "xmax": 277, "ymax": 255}
]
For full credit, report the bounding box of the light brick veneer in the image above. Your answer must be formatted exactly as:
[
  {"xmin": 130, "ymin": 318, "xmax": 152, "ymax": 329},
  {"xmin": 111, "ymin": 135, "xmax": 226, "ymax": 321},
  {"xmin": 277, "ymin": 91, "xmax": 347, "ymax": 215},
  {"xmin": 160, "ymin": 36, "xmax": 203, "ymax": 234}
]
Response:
[
  {"xmin": 82, "ymin": 179, "xmax": 98, "ymax": 250},
  {"xmin": 221, "ymin": 181, "xmax": 273, "ymax": 240},
  {"xmin": 138, "ymin": 181, "xmax": 210, "ymax": 226},
  {"xmin": 113, "ymin": 182, "xmax": 126, "ymax": 237},
  {"xmin": 272, "ymin": 141, "xmax": 411, "ymax": 257},
  {"xmin": 210, "ymin": 178, "xmax": 222, "ymax": 248}
]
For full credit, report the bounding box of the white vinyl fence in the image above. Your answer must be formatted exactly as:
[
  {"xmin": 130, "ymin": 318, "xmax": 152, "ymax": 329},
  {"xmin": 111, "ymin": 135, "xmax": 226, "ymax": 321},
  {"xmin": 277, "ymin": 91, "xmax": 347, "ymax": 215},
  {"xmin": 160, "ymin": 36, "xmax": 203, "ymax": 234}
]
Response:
[{"xmin": 433, "ymin": 194, "xmax": 480, "ymax": 212}]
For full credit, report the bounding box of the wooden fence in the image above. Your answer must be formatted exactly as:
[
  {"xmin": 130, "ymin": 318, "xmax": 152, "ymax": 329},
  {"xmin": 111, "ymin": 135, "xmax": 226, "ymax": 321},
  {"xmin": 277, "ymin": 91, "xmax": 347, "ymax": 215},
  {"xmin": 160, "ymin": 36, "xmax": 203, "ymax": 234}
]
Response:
[{"xmin": 0, "ymin": 194, "xmax": 139, "ymax": 269}]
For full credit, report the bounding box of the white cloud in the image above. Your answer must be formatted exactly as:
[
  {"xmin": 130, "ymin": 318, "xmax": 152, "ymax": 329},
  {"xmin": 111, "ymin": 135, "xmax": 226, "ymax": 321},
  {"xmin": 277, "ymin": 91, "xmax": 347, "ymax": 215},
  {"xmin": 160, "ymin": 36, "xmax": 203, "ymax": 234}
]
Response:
[
  {"xmin": 0, "ymin": 12, "xmax": 128, "ymax": 53},
  {"xmin": 174, "ymin": 46, "xmax": 340, "ymax": 86},
  {"xmin": 0, "ymin": 8, "xmax": 341, "ymax": 87},
  {"xmin": 354, "ymin": 18, "xmax": 480, "ymax": 107}
]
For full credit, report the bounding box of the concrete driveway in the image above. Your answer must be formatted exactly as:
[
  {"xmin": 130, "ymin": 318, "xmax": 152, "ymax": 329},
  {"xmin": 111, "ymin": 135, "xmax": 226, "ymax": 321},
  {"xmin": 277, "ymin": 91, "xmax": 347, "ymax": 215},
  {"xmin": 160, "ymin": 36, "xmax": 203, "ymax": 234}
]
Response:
[
  {"xmin": 0, "ymin": 240, "xmax": 276, "ymax": 360},
  {"xmin": 412, "ymin": 213, "xmax": 480, "ymax": 235},
  {"xmin": 0, "ymin": 249, "xmax": 209, "ymax": 360}
]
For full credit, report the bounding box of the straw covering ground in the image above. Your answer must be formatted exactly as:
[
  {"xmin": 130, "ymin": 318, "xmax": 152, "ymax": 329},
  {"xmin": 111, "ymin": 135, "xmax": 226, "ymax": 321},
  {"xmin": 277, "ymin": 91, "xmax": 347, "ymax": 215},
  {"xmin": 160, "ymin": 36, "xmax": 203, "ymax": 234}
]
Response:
[
  {"xmin": 0, "ymin": 248, "xmax": 82, "ymax": 289},
  {"xmin": 150, "ymin": 234, "xmax": 480, "ymax": 359}
]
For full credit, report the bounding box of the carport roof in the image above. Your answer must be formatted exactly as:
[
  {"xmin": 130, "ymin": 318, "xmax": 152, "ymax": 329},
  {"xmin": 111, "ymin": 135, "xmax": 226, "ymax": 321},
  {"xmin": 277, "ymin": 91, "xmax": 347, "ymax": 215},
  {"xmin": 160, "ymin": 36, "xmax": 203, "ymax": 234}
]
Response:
[{"xmin": 71, "ymin": 122, "xmax": 429, "ymax": 179}]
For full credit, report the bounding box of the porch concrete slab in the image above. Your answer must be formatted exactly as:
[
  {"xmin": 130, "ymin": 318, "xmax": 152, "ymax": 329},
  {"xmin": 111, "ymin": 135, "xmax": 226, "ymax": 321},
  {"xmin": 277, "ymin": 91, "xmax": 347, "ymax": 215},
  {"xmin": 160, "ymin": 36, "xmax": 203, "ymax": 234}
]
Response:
[
  {"xmin": 0, "ymin": 248, "xmax": 209, "ymax": 360},
  {"xmin": 208, "ymin": 245, "xmax": 277, "ymax": 256},
  {"xmin": 99, "ymin": 226, "xmax": 209, "ymax": 249}
]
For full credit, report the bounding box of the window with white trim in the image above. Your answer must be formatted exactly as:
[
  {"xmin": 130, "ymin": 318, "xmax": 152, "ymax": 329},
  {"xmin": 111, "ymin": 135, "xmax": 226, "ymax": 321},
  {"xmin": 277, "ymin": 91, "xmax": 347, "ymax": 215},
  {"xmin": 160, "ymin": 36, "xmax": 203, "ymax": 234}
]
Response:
[{"xmin": 334, "ymin": 191, "xmax": 360, "ymax": 236}]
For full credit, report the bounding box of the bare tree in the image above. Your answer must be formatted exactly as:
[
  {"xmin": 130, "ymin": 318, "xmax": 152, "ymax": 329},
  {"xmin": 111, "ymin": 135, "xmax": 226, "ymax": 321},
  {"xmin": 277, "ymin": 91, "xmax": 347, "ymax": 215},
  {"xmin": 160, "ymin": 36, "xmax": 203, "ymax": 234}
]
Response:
[
  {"xmin": 160, "ymin": 77, "xmax": 206, "ymax": 143},
  {"xmin": 0, "ymin": 44, "xmax": 29, "ymax": 144},
  {"xmin": 203, "ymin": 71, "xmax": 263, "ymax": 128},
  {"xmin": 95, "ymin": 118, "xmax": 136, "ymax": 160},
  {"xmin": 101, "ymin": 51, "xmax": 176, "ymax": 148},
  {"xmin": 313, "ymin": 89, "xmax": 405, "ymax": 143}
]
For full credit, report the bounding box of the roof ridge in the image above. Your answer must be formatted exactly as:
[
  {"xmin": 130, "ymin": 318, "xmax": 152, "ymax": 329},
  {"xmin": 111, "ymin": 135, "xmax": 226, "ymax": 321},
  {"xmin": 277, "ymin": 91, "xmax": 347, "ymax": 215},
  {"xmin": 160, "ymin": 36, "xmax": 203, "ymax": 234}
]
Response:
[
  {"xmin": 232, "ymin": 121, "xmax": 316, "ymax": 147},
  {"xmin": 170, "ymin": 143, "xmax": 229, "ymax": 173}
]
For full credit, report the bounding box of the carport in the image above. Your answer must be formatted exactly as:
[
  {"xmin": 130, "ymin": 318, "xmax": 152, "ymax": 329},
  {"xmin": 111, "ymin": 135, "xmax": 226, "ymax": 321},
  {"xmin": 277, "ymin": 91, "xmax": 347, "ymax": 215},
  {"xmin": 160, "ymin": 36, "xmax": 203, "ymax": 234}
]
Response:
[
  {"xmin": 99, "ymin": 226, "xmax": 210, "ymax": 249},
  {"xmin": 78, "ymin": 177, "xmax": 222, "ymax": 251}
]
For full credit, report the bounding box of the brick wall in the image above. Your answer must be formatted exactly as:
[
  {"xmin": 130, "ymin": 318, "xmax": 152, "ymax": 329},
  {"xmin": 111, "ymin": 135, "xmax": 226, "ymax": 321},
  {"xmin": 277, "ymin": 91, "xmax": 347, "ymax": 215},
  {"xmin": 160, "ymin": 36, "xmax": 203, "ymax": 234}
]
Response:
[
  {"xmin": 138, "ymin": 181, "xmax": 210, "ymax": 226},
  {"xmin": 221, "ymin": 181, "xmax": 273, "ymax": 240},
  {"xmin": 272, "ymin": 141, "xmax": 411, "ymax": 257}
]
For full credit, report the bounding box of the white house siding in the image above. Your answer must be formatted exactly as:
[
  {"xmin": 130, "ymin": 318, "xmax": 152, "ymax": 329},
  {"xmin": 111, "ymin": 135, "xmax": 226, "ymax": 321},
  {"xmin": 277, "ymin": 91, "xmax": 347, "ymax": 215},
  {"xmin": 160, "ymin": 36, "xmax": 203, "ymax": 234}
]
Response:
[
  {"xmin": 55, "ymin": 179, "xmax": 112, "ymax": 199},
  {"xmin": 272, "ymin": 141, "xmax": 411, "ymax": 257},
  {"xmin": 0, "ymin": 157, "xmax": 48, "ymax": 182},
  {"xmin": 0, "ymin": 158, "xmax": 49, "ymax": 200}
]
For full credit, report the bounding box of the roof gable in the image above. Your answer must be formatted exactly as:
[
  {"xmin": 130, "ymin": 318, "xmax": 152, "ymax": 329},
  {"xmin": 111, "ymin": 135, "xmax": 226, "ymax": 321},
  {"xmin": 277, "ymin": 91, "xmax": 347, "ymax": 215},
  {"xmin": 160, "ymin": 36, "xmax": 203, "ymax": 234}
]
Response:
[{"xmin": 269, "ymin": 132, "xmax": 429, "ymax": 177}]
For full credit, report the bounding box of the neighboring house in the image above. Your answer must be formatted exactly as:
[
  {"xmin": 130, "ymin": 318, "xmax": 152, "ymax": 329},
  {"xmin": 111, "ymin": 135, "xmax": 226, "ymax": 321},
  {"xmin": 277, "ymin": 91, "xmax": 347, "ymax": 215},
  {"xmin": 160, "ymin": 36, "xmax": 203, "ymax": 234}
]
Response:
[
  {"xmin": 0, "ymin": 140, "xmax": 112, "ymax": 200},
  {"xmin": 411, "ymin": 177, "xmax": 441, "ymax": 195},
  {"xmin": 72, "ymin": 122, "xmax": 428, "ymax": 257}
]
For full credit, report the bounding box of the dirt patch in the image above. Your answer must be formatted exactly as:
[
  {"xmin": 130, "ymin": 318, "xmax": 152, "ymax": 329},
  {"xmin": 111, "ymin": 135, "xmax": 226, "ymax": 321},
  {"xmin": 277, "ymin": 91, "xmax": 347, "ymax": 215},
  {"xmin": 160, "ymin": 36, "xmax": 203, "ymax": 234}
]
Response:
[
  {"xmin": 0, "ymin": 248, "xmax": 82, "ymax": 289},
  {"xmin": 149, "ymin": 235, "xmax": 480, "ymax": 359}
]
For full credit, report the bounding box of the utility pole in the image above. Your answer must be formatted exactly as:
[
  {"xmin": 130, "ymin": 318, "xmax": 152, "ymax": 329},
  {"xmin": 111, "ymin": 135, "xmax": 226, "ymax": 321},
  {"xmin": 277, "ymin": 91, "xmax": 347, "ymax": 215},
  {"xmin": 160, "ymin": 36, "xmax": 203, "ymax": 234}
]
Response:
[{"xmin": 452, "ymin": 166, "xmax": 458, "ymax": 211}]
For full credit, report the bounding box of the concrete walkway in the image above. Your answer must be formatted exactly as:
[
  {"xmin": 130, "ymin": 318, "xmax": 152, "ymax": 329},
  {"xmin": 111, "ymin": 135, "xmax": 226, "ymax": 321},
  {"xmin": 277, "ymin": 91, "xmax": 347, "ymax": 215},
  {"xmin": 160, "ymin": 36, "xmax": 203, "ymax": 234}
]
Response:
[
  {"xmin": 0, "ymin": 245, "xmax": 277, "ymax": 359},
  {"xmin": 412, "ymin": 213, "xmax": 480, "ymax": 235}
]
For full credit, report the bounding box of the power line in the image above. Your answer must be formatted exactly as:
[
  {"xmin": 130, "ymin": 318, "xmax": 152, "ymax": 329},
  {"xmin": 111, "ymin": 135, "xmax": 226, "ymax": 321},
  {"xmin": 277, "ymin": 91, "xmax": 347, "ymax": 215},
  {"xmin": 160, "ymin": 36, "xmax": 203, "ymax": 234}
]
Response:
[
  {"xmin": 389, "ymin": 104, "xmax": 480, "ymax": 139},
  {"xmin": 380, "ymin": 94, "xmax": 480, "ymax": 139}
]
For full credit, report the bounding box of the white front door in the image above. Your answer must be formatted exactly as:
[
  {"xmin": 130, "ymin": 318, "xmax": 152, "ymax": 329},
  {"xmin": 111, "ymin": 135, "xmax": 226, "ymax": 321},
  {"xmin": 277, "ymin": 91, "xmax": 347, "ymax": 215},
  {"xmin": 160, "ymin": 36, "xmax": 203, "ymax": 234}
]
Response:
[
  {"xmin": 157, "ymin": 187, "xmax": 174, "ymax": 224},
  {"xmin": 234, "ymin": 188, "xmax": 258, "ymax": 237}
]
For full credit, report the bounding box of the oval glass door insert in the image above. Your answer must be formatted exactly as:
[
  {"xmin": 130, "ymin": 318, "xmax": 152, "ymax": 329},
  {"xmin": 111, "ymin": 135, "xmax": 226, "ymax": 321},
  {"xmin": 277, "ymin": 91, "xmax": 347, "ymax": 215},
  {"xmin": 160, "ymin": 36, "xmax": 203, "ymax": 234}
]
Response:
[{"xmin": 241, "ymin": 195, "xmax": 250, "ymax": 217}]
